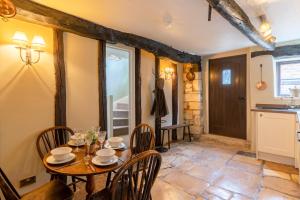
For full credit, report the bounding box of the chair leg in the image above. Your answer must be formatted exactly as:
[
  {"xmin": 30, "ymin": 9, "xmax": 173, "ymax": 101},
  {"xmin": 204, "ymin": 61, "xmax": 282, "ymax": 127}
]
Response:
[
  {"xmin": 71, "ymin": 176, "xmax": 76, "ymax": 192},
  {"xmin": 188, "ymin": 126, "xmax": 192, "ymax": 142},
  {"xmin": 183, "ymin": 127, "xmax": 186, "ymax": 141},
  {"xmin": 106, "ymin": 172, "xmax": 112, "ymax": 188},
  {"xmin": 167, "ymin": 130, "xmax": 170, "ymax": 149},
  {"xmin": 161, "ymin": 130, "xmax": 165, "ymax": 148}
]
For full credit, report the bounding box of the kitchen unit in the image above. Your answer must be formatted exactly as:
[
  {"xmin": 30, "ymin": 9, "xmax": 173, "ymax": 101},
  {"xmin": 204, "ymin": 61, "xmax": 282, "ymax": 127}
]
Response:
[{"xmin": 252, "ymin": 107, "xmax": 300, "ymax": 168}]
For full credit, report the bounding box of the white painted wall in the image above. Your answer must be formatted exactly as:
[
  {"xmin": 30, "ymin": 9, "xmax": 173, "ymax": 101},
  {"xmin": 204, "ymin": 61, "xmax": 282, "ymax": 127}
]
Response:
[
  {"xmin": 64, "ymin": 33, "xmax": 99, "ymax": 130},
  {"xmin": 0, "ymin": 19, "xmax": 54, "ymax": 195}
]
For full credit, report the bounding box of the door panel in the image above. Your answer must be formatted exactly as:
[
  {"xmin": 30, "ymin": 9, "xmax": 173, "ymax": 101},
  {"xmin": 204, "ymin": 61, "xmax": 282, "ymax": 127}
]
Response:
[{"xmin": 209, "ymin": 55, "xmax": 246, "ymax": 139}]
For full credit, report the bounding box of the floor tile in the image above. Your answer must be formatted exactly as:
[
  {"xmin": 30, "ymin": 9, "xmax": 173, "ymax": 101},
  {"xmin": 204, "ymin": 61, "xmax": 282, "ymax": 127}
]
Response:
[
  {"xmin": 258, "ymin": 188, "xmax": 298, "ymax": 200},
  {"xmin": 205, "ymin": 186, "xmax": 233, "ymax": 199},
  {"xmin": 231, "ymin": 154, "xmax": 262, "ymax": 166},
  {"xmin": 163, "ymin": 170, "xmax": 209, "ymax": 196},
  {"xmin": 263, "ymin": 176, "xmax": 300, "ymax": 198},
  {"xmin": 185, "ymin": 164, "xmax": 223, "ymax": 183},
  {"xmin": 291, "ymin": 174, "xmax": 299, "ymax": 184},
  {"xmin": 214, "ymin": 167, "xmax": 261, "ymax": 198},
  {"xmin": 264, "ymin": 161, "xmax": 299, "ymax": 174},
  {"xmin": 230, "ymin": 193, "xmax": 253, "ymax": 200},
  {"xmin": 227, "ymin": 159, "xmax": 262, "ymax": 175},
  {"xmin": 263, "ymin": 168, "xmax": 291, "ymax": 180},
  {"xmin": 151, "ymin": 179, "xmax": 196, "ymax": 200}
]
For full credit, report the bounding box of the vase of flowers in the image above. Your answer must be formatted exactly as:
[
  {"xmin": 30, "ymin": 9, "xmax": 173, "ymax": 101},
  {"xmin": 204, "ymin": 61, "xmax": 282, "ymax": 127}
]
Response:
[{"xmin": 85, "ymin": 130, "xmax": 98, "ymax": 155}]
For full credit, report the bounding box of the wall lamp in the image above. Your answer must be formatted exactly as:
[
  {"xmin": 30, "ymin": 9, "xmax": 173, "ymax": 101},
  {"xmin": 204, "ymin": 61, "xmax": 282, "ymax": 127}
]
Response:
[
  {"xmin": 163, "ymin": 67, "xmax": 175, "ymax": 80},
  {"xmin": 12, "ymin": 31, "xmax": 46, "ymax": 66}
]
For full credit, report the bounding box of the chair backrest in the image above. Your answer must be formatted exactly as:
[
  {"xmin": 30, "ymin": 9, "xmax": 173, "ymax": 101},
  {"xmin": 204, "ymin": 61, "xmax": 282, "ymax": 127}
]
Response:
[
  {"xmin": 0, "ymin": 168, "xmax": 20, "ymax": 200},
  {"xmin": 36, "ymin": 126, "xmax": 74, "ymax": 159},
  {"xmin": 130, "ymin": 124, "xmax": 155, "ymax": 156},
  {"xmin": 110, "ymin": 150, "xmax": 161, "ymax": 200}
]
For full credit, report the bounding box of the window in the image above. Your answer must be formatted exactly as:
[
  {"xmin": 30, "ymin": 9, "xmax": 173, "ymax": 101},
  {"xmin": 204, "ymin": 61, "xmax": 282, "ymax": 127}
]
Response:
[
  {"xmin": 276, "ymin": 60, "xmax": 300, "ymax": 96},
  {"xmin": 222, "ymin": 69, "xmax": 231, "ymax": 85}
]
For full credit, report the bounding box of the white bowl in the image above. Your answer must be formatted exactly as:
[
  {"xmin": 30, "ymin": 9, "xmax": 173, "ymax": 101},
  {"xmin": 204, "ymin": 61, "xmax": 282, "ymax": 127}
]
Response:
[
  {"xmin": 51, "ymin": 147, "xmax": 72, "ymax": 161},
  {"xmin": 108, "ymin": 137, "xmax": 124, "ymax": 148},
  {"xmin": 70, "ymin": 135, "xmax": 84, "ymax": 144},
  {"xmin": 96, "ymin": 149, "xmax": 115, "ymax": 163}
]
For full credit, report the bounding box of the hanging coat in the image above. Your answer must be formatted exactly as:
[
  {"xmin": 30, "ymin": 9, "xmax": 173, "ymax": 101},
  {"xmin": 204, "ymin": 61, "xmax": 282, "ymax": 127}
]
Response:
[{"xmin": 151, "ymin": 78, "xmax": 169, "ymax": 118}]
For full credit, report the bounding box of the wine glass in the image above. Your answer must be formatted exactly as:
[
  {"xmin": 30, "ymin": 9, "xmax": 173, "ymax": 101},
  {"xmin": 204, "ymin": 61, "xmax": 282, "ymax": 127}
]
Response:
[
  {"xmin": 98, "ymin": 131, "xmax": 107, "ymax": 149},
  {"xmin": 73, "ymin": 129, "xmax": 82, "ymax": 153}
]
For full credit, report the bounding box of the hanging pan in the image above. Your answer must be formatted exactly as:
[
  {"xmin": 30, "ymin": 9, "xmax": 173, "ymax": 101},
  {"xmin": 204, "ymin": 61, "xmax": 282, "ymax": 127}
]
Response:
[{"xmin": 256, "ymin": 64, "xmax": 267, "ymax": 90}]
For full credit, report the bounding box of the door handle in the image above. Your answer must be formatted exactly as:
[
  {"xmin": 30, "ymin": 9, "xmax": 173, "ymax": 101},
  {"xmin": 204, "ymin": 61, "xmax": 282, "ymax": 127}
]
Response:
[{"xmin": 238, "ymin": 97, "xmax": 246, "ymax": 101}]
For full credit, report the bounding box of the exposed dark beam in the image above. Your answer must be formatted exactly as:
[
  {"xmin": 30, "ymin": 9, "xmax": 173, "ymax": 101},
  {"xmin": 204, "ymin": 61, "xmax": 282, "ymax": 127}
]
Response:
[
  {"xmin": 154, "ymin": 56, "xmax": 162, "ymax": 147},
  {"xmin": 11, "ymin": 0, "xmax": 201, "ymax": 64},
  {"xmin": 207, "ymin": 0, "xmax": 275, "ymax": 50},
  {"xmin": 171, "ymin": 63, "xmax": 178, "ymax": 140},
  {"xmin": 135, "ymin": 48, "xmax": 142, "ymax": 126},
  {"xmin": 251, "ymin": 45, "xmax": 300, "ymax": 58},
  {"xmin": 98, "ymin": 40, "xmax": 107, "ymax": 131},
  {"xmin": 53, "ymin": 29, "xmax": 66, "ymax": 126}
]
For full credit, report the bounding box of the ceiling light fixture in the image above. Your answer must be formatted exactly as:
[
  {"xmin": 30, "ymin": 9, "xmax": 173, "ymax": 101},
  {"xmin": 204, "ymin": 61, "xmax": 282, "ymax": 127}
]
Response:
[
  {"xmin": 0, "ymin": 0, "xmax": 16, "ymax": 21},
  {"xmin": 259, "ymin": 15, "xmax": 276, "ymax": 43}
]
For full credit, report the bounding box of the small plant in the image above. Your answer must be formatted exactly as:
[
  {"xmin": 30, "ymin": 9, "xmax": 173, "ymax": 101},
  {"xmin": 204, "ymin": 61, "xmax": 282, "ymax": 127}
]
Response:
[{"xmin": 86, "ymin": 130, "xmax": 98, "ymax": 145}]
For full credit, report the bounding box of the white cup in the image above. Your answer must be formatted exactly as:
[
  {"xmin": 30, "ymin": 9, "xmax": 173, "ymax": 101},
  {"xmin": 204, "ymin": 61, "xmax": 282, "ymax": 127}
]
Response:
[{"xmin": 96, "ymin": 149, "xmax": 115, "ymax": 163}]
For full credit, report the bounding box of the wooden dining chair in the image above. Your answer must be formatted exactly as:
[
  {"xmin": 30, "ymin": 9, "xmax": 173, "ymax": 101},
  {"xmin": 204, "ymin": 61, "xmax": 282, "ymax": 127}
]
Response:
[
  {"xmin": 36, "ymin": 126, "xmax": 84, "ymax": 191},
  {"xmin": 106, "ymin": 124, "xmax": 155, "ymax": 187},
  {"xmin": 130, "ymin": 124, "xmax": 155, "ymax": 156},
  {"xmin": 89, "ymin": 150, "xmax": 162, "ymax": 200},
  {"xmin": 0, "ymin": 168, "xmax": 73, "ymax": 200}
]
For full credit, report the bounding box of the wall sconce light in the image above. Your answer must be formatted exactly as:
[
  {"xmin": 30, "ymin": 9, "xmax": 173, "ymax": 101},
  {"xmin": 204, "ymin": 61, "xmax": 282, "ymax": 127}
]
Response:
[
  {"xmin": 12, "ymin": 31, "xmax": 46, "ymax": 66},
  {"xmin": 163, "ymin": 67, "xmax": 175, "ymax": 80}
]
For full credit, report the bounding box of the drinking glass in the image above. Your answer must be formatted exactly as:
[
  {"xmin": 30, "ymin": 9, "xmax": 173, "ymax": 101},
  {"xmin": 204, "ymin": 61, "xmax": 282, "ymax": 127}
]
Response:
[
  {"xmin": 73, "ymin": 129, "xmax": 82, "ymax": 153},
  {"xmin": 98, "ymin": 131, "xmax": 107, "ymax": 149},
  {"xmin": 85, "ymin": 132, "xmax": 93, "ymax": 160}
]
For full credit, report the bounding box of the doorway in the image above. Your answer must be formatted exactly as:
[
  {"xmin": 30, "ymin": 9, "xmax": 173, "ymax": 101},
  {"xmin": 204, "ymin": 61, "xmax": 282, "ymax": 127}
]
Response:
[
  {"xmin": 106, "ymin": 44, "xmax": 135, "ymax": 144},
  {"xmin": 209, "ymin": 54, "xmax": 246, "ymax": 139}
]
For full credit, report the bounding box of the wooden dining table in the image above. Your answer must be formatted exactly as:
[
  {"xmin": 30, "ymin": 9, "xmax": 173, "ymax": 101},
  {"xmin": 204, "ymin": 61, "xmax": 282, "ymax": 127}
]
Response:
[{"xmin": 43, "ymin": 145, "xmax": 131, "ymax": 199}]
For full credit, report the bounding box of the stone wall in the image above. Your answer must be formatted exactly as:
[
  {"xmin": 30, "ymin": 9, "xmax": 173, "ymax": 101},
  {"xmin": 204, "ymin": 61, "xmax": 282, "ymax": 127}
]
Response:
[{"xmin": 183, "ymin": 64, "xmax": 204, "ymax": 137}]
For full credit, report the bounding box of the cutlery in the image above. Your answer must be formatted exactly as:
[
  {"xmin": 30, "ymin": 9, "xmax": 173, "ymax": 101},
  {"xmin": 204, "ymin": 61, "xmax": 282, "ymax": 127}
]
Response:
[
  {"xmin": 55, "ymin": 160, "xmax": 81, "ymax": 170},
  {"xmin": 89, "ymin": 164, "xmax": 96, "ymax": 172}
]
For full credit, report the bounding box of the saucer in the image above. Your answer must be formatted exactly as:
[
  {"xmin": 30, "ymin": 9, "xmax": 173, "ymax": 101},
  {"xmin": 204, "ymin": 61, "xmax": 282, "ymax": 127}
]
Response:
[
  {"xmin": 68, "ymin": 140, "xmax": 85, "ymax": 147},
  {"xmin": 92, "ymin": 155, "xmax": 118, "ymax": 166},
  {"xmin": 46, "ymin": 153, "xmax": 76, "ymax": 165},
  {"xmin": 104, "ymin": 143, "xmax": 126, "ymax": 150}
]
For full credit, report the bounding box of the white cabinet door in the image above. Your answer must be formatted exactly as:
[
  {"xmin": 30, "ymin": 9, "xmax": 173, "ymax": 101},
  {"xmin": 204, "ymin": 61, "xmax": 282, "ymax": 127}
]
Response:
[{"xmin": 257, "ymin": 112, "xmax": 295, "ymax": 157}]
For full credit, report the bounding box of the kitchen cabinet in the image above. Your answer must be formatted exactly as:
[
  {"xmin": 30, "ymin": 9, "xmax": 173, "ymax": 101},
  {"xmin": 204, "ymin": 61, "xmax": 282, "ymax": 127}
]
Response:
[{"xmin": 256, "ymin": 112, "xmax": 296, "ymax": 158}]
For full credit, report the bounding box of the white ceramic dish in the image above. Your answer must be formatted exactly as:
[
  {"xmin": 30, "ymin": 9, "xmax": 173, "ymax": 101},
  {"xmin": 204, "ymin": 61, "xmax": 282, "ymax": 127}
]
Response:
[
  {"xmin": 104, "ymin": 142, "xmax": 126, "ymax": 150},
  {"xmin": 92, "ymin": 155, "xmax": 118, "ymax": 166},
  {"xmin": 108, "ymin": 137, "xmax": 124, "ymax": 148},
  {"xmin": 46, "ymin": 153, "xmax": 75, "ymax": 164},
  {"xmin": 96, "ymin": 149, "xmax": 116, "ymax": 163},
  {"xmin": 51, "ymin": 147, "xmax": 72, "ymax": 161},
  {"xmin": 68, "ymin": 140, "xmax": 85, "ymax": 147}
]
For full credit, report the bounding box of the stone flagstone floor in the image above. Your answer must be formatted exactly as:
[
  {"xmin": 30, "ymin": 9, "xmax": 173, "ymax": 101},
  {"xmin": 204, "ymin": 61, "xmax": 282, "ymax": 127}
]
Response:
[{"xmin": 74, "ymin": 138, "xmax": 300, "ymax": 200}]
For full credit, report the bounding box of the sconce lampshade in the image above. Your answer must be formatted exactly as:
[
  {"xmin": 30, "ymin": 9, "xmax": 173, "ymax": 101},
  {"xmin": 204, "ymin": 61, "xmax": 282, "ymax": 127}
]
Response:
[
  {"xmin": 12, "ymin": 31, "xmax": 28, "ymax": 46},
  {"xmin": 31, "ymin": 35, "xmax": 46, "ymax": 49}
]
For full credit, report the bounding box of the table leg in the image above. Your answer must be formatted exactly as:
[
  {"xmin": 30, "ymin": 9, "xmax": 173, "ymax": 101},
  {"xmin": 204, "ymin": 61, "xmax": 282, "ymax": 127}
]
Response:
[
  {"xmin": 86, "ymin": 175, "xmax": 95, "ymax": 199},
  {"xmin": 161, "ymin": 130, "xmax": 165, "ymax": 148},
  {"xmin": 183, "ymin": 127, "xmax": 186, "ymax": 141},
  {"xmin": 167, "ymin": 130, "xmax": 171, "ymax": 149}
]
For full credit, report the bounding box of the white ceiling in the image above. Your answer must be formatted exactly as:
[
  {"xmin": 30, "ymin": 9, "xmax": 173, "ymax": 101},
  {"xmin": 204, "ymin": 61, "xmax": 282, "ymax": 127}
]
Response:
[{"xmin": 33, "ymin": 0, "xmax": 300, "ymax": 56}]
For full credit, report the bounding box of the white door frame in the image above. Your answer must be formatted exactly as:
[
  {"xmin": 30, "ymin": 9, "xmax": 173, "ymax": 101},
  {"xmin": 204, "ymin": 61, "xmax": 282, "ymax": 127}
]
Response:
[{"xmin": 106, "ymin": 43, "xmax": 135, "ymax": 144}]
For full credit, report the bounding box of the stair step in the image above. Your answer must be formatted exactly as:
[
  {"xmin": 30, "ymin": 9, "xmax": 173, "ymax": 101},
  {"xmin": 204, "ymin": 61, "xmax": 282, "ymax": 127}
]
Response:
[
  {"xmin": 113, "ymin": 126, "xmax": 128, "ymax": 136},
  {"xmin": 113, "ymin": 118, "xmax": 128, "ymax": 126},
  {"xmin": 113, "ymin": 110, "xmax": 128, "ymax": 118},
  {"xmin": 116, "ymin": 102, "xmax": 129, "ymax": 110}
]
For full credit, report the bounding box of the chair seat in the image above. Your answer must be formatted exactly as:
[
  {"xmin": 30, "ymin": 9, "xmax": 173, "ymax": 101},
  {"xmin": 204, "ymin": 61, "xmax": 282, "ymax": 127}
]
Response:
[{"xmin": 21, "ymin": 180, "xmax": 73, "ymax": 200}]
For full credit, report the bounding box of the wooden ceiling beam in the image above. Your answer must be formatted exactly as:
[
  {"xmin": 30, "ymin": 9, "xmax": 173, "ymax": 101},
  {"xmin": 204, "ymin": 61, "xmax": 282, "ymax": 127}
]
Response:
[
  {"xmin": 207, "ymin": 0, "xmax": 275, "ymax": 50},
  {"xmin": 251, "ymin": 44, "xmax": 300, "ymax": 58},
  {"xmin": 11, "ymin": 0, "xmax": 201, "ymax": 64}
]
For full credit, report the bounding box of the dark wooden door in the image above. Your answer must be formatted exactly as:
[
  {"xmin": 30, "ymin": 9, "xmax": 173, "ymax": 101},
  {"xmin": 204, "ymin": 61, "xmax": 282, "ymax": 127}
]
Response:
[{"xmin": 209, "ymin": 54, "xmax": 246, "ymax": 139}]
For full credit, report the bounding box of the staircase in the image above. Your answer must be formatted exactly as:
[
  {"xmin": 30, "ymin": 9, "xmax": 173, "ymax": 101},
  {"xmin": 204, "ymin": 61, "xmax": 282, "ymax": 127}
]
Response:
[{"xmin": 112, "ymin": 99, "xmax": 129, "ymax": 136}]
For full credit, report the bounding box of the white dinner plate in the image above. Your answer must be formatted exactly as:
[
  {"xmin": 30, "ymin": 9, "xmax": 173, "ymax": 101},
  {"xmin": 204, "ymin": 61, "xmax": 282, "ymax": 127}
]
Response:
[
  {"xmin": 46, "ymin": 153, "xmax": 76, "ymax": 165},
  {"xmin": 68, "ymin": 140, "xmax": 85, "ymax": 147},
  {"xmin": 104, "ymin": 142, "xmax": 126, "ymax": 150},
  {"xmin": 92, "ymin": 155, "xmax": 118, "ymax": 166}
]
